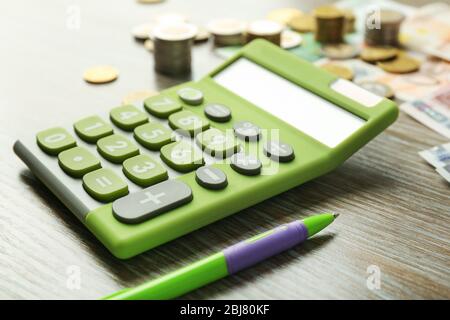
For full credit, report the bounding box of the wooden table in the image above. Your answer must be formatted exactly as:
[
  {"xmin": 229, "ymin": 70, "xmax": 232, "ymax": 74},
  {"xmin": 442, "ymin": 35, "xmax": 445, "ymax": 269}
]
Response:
[{"xmin": 0, "ymin": 0, "xmax": 448, "ymax": 299}]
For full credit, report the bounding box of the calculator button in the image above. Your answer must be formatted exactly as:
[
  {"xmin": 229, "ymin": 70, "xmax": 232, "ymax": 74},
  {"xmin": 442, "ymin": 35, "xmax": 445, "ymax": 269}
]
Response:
[
  {"xmin": 97, "ymin": 134, "xmax": 139, "ymax": 163},
  {"xmin": 230, "ymin": 153, "xmax": 262, "ymax": 176},
  {"xmin": 177, "ymin": 87, "xmax": 203, "ymax": 105},
  {"xmin": 36, "ymin": 127, "xmax": 77, "ymax": 155},
  {"xmin": 123, "ymin": 154, "xmax": 168, "ymax": 187},
  {"xmin": 144, "ymin": 95, "xmax": 182, "ymax": 118},
  {"xmin": 263, "ymin": 140, "xmax": 295, "ymax": 162},
  {"xmin": 233, "ymin": 121, "xmax": 261, "ymax": 141},
  {"xmin": 134, "ymin": 122, "xmax": 173, "ymax": 150},
  {"xmin": 83, "ymin": 168, "xmax": 129, "ymax": 203},
  {"xmin": 74, "ymin": 115, "xmax": 113, "ymax": 143},
  {"xmin": 110, "ymin": 105, "xmax": 149, "ymax": 131},
  {"xmin": 168, "ymin": 110, "xmax": 210, "ymax": 137},
  {"xmin": 112, "ymin": 180, "xmax": 193, "ymax": 224},
  {"xmin": 58, "ymin": 146, "xmax": 101, "ymax": 178},
  {"xmin": 196, "ymin": 128, "xmax": 239, "ymax": 158},
  {"xmin": 204, "ymin": 103, "xmax": 232, "ymax": 122},
  {"xmin": 160, "ymin": 140, "xmax": 204, "ymax": 172},
  {"xmin": 195, "ymin": 166, "xmax": 228, "ymax": 190}
]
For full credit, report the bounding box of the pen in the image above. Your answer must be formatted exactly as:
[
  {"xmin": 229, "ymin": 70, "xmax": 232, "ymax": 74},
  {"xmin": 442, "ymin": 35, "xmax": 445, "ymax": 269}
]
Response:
[{"xmin": 103, "ymin": 213, "xmax": 338, "ymax": 300}]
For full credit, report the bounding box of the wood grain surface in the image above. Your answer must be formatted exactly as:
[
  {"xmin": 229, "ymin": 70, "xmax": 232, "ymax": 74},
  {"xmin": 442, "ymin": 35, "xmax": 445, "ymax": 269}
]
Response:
[{"xmin": 0, "ymin": 0, "xmax": 449, "ymax": 299}]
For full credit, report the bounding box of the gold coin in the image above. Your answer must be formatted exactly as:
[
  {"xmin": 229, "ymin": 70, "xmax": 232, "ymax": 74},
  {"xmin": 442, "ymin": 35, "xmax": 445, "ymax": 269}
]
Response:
[
  {"xmin": 144, "ymin": 39, "xmax": 154, "ymax": 52},
  {"xmin": 267, "ymin": 8, "xmax": 303, "ymax": 25},
  {"xmin": 122, "ymin": 90, "xmax": 159, "ymax": 105},
  {"xmin": 360, "ymin": 46, "xmax": 398, "ymax": 63},
  {"xmin": 288, "ymin": 14, "xmax": 315, "ymax": 33},
  {"xmin": 83, "ymin": 66, "xmax": 119, "ymax": 84},
  {"xmin": 313, "ymin": 5, "xmax": 344, "ymax": 19},
  {"xmin": 377, "ymin": 55, "xmax": 420, "ymax": 74},
  {"xmin": 320, "ymin": 63, "xmax": 354, "ymax": 80}
]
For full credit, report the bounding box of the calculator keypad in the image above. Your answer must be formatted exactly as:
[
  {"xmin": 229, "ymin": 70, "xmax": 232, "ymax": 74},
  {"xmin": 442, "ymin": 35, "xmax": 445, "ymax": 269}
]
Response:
[
  {"xmin": 134, "ymin": 122, "xmax": 173, "ymax": 150},
  {"xmin": 160, "ymin": 140, "xmax": 204, "ymax": 172},
  {"xmin": 123, "ymin": 154, "xmax": 168, "ymax": 187},
  {"xmin": 34, "ymin": 87, "xmax": 294, "ymax": 224},
  {"xmin": 168, "ymin": 110, "xmax": 210, "ymax": 137},
  {"xmin": 110, "ymin": 105, "xmax": 149, "ymax": 131},
  {"xmin": 74, "ymin": 116, "xmax": 114, "ymax": 143},
  {"xmin": 144, "ymin": 95, "xmax": 182, "ymax": 118},
  {"xmin": 83, "ymin": 168, "xmax": 129, "ymax": 202},
  {"xmin": 112, "ymin": 180, "xmax": 193, "ymax": 224},
  {"xmin": 37, "ymin": 127, "xmax": 77, "ymax": 155},
  {"xmin": 58, "ymin": 146, "xmax": 101, "ymax": 178},
  {"xmin": 97, "ymin": 134, "xmax": 140, "ymax": 163}
]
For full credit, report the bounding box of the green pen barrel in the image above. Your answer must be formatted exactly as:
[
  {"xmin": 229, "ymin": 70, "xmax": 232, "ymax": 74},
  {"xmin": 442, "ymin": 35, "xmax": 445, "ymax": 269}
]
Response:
[{"xmin": 103, "ymin": 252, "xmax": 228, "ymax": 300}]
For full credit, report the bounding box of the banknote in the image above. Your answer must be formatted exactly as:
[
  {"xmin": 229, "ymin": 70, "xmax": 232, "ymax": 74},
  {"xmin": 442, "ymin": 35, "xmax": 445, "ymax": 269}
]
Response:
[
  {"xmin": 436, "ymin": 165, "xmax": 450, "ymax": 183},
  {"xmin": 419, "ymin": 143, "xmax": 450, "ymax": 168},
  {"xmin": 400, "ymin": 2, "xmax": 450, "ymax": 62},
  {"xmin": 372, "ymin": 56, "xmax": 450, "ymax": 102},
  {"xmin": 402, "ymin": 86, "xmax": 450, "ymax": 139}
]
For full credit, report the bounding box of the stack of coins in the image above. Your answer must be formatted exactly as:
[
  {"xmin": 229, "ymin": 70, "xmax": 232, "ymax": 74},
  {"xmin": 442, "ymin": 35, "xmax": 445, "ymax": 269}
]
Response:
[
  {"xmin": 207, "ymin": 19, "xmax": 247, "ymax": 47},
  {"xmin": 364, "ymin": 9, "xmax": 404, "ymax": 47},
  {"xmin": 246, "ymin": 20, "xmax": 284, "ymax": 46},
  {"xmin": 152, "ymin": 23, "xmax": 198, "ymax": 76},
  {"xmin": 313, "ymin": 5, "xmax": 345, "ymax": 44},
  {"xmin": 288, "ymin": 14, "xmax": 316, "ymax": 33}
]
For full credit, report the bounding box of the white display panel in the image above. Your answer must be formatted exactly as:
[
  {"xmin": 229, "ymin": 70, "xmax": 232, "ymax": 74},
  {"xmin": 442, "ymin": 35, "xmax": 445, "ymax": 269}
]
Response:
[{"xmin": 213, "ymin": 58, "xmax": 366, "ymax": 148}]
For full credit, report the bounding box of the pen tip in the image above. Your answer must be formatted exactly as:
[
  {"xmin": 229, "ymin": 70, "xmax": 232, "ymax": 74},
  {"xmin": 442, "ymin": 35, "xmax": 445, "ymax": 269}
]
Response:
[{"xmin": 333, "ymin": 213, "xmax": 340, "ymax": 219}]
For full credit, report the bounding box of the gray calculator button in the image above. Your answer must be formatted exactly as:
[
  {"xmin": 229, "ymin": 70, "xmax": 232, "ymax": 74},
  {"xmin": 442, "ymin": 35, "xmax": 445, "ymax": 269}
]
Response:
[
  {"xmin": 233, "ymin": 121, "xmax": 261, "ymax": 141},
  {"xmin": 204, "ymin": 103, "xmax": 232, "ymax": 122},
  {"xmin": 177, "ymin": 87, "xmax": 204, "ymax": 105},
  {"xmin": 195, "ymin": 166, "xmax": 228, "ymax": 190},
  {"xmin": 230, "ymin": 153, "xmax": 262, "ymax": 176},
  {"xmin": 264, "ymin": 140, "xmax": 295, "ymax": 162},
  {"xmin": 112, "ymin": 180, "xmax": 193, "ymax": 224}
]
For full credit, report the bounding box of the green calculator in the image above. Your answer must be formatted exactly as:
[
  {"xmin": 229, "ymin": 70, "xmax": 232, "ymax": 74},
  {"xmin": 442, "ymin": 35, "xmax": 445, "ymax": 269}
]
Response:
[{"xmin": 14, "ymin": 40, "xmax": 398, "ymax": 259}]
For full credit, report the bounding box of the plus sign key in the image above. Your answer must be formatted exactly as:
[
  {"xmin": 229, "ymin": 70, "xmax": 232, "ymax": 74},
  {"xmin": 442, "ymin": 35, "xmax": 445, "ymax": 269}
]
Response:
[{"xmin": 112, "ymin": 180, "xmax": 193, "ymax": 224}]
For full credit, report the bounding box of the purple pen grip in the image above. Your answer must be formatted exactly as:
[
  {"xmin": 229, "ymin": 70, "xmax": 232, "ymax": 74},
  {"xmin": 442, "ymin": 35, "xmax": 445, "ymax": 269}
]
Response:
[{"xmin": 223, "ymin": 221, "xmax": 308, "ymax": 274}]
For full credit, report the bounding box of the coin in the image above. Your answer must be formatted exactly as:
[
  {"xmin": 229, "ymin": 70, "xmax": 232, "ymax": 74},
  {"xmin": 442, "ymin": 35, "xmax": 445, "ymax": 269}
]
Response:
[
  {"xmin": 342, "ymin": 9, "xmax": 356, "ymax": 33},
  {"xmin": 321, "ymin": 43, "xmax": 359, "ymax": 59},
  {"xmin": 320, "ymin": 63, "xmax": 354, "ymax": 80},
  {"xmin": 281, "ymin": 30, "xmax": 302, "ymax": 49},
  {"xmin": 266, "ymin": 8, "xmax": 303, "ymax": 25},
  {"xmin": 206, "ymin": 19, "xmax": 247, "ymax": 46},
  {"xmin": 144, "ymin": 39, "xmax": 154, "ymax": 52},
  {"xmin": 313, "ymin": 5, "xmax": 345, "ymax": 43},
  {"xmin": 122, "ymin": 90, "xmax": 159, "ymax": 105},
  {"xmin": 360, "ymin": 46, "xmax": 398, "ymax": 63},
  {"xmin": 131, "ymin": 22, "xmax": 155, "ymax": 40},
  {"xmin": 377, "ymin": 55, "xmax": 420, "ymax": 74},
  {"xmin": 358, "ymin": 81, "xmax": 394, "ymax": 99},
  {"xmin": 83, "ymin": 66, "xmax": 119, "ymax": 84},
  {"xmin": 194, "ymin": 27, "xmax": 210, "ymax": 43},
  {"xmin": 364, "ymin": 10, "xmax": 404, "ymax": 46},
  {"xmin": 288, "ymin": 14, "xmax": 315, "ymax": 33},
  {"xmin": 247, "ymin": 19, "xmax": 283, "ymax": 45}
]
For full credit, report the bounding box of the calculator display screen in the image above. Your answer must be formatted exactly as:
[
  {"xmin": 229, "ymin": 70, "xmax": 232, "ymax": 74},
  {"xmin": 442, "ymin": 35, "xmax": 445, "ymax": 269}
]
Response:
[{"xmin": 213, "ymin": 58, "xmax": 365, "ymax": 148}]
